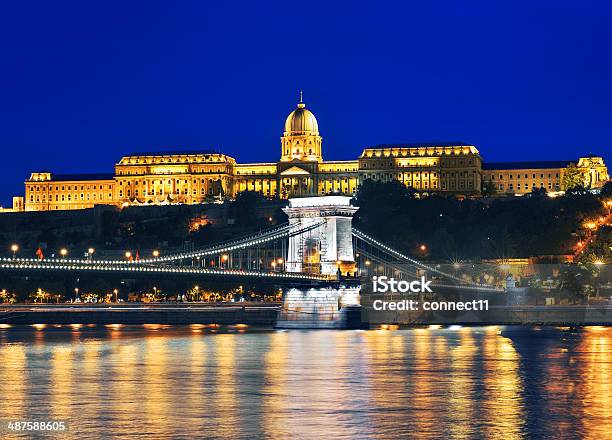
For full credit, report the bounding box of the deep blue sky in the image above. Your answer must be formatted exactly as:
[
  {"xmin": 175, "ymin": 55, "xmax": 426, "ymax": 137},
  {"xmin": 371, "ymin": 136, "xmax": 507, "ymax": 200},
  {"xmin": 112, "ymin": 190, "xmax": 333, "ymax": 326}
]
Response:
[{"xmin": 1, "ymin": 0, "xmax": 611, "ymax": 205}]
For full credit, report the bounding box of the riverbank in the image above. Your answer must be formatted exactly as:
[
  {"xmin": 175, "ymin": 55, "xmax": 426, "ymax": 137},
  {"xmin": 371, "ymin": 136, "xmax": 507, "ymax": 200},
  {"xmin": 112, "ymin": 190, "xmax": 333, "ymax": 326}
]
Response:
[
  {"xmin": 0, "ymin": 303, "xmax": 279, "ymax": 326},
  {"xmin": 1, "ymin": 303, "xmax": 611, "ymax": 327}
]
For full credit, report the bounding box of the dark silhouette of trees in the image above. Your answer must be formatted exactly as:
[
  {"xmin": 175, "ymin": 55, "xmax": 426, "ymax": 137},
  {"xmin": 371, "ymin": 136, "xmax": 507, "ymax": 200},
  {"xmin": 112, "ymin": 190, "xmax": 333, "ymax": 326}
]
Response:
[{"xmin": 353, "ymin": 180, "xmax": 605, "ymax": 260}]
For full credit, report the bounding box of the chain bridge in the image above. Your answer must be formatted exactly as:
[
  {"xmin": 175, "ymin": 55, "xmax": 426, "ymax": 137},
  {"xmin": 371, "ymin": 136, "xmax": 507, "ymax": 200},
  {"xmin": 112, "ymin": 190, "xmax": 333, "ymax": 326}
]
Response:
[{"xmin": 0, "ymin": 196, "xmax": 505, "ymax": 327}]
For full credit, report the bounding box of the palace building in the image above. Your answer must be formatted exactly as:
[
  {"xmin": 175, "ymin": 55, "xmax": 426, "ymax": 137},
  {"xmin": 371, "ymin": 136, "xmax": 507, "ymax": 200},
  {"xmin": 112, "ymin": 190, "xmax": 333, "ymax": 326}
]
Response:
[
  {"xmin": 482, "ymin": 156, "xmax": 609, "ymax": 195},
  {"xmin": 8, "ymin": 97, "xmax": 610, "ymax": 212}
]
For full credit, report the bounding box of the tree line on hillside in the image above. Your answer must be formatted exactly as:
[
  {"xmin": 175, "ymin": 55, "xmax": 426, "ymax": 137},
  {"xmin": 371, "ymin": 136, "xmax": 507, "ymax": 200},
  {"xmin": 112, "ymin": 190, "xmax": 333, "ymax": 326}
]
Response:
[{"xmin": 352, "ymin": 179, "xmax": 609, "ymax": 261}]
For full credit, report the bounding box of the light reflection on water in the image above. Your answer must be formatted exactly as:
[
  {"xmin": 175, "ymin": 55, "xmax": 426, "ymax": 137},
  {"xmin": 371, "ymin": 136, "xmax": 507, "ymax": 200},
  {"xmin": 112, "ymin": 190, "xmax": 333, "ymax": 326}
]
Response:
[{"xmin": 0, "ymin": 326, "xmax": 610, "ymax": 439}]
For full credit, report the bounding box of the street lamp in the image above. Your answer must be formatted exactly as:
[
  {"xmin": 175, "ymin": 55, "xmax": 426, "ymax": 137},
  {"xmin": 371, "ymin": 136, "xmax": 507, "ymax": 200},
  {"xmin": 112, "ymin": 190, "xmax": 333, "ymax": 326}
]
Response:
[
  {"xmin": 419, "ymin": 244, "xmax": 427, "ymax": 252},
  {"xmin": 125, "ymin": 251, "xmax": 132, "ymax": 260},
  {"xmin": 74, "ymin": 287, "xmax": 79, "ymax": 302},
  {"xmin": 10, "ymin": 244, "xmax": 18, "ymax": 259},
  {"xmin": 60, "ymin": 248, "xmax": 68, "ymax": 258},
  {"xmin": 113, "ymin": 288, "xmax": 118, "ymax": 302},
  {"xmin": 87, "ymin": 247, "xmax": 95, "ymax": 261},
  {"xmin": 152, "ymin": 249, "xmax": 160, "ymax": 258}
]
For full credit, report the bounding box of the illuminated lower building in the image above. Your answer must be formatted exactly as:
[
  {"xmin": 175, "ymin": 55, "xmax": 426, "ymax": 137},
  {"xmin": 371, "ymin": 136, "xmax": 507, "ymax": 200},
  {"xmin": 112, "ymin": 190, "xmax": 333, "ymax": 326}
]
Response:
[
  {"xmin": 482, "ymin": 157, "xmax": 609, "ymax": 195},
  {"xmin": 8, "ymin": 96, "xmax": 609, "ymax": 212}
]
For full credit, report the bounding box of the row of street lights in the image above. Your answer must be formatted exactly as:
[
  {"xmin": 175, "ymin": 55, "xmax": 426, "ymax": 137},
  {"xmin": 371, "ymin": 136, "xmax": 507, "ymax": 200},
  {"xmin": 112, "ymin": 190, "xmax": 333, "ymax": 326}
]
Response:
[
  {"xmin": 8, "ymin": 244, "xmax": 161, "ymax": 260},
  {"xmin": 73, "ymin": 287, "xmax": 120, "ymax": 302}
]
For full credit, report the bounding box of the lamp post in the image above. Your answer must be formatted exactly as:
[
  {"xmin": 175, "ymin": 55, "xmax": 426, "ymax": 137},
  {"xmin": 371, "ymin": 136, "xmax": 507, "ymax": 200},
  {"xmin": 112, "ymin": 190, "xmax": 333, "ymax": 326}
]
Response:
[
  {"xmin": 60, "ymin": 248, "xmax": 68, "ymax": 258},
  {"xmin": 74, "ymin": 287, "xmax": 79, "ymax": 302},
  {"xmin": 10, "ymin": 244, "xmax": 18, "ymax": 259},
  {"xmin": 125, "ymin": 251, "xmax": 132, "ymax": 261},
  {"xmin": 87, "ymin": 247, "xmax": 95, "ymax": 261},
  {"xmin": 113, "ymin": 288, "xmax": 118, "ymax": 303},
  {"xmin": 152, "ymin": 250, "xmax": 160, "ymax": 258}
]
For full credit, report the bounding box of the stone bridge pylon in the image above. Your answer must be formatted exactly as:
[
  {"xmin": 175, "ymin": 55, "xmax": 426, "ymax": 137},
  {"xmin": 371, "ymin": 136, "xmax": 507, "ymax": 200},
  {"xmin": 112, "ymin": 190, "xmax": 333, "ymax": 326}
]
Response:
[
  {"xmin": 283, "ymin": 196, "xmax": 359, "ymax": 277},
  {"xmin": 276, "ymin": 196, "xmax": 363, "ymax": 329}
]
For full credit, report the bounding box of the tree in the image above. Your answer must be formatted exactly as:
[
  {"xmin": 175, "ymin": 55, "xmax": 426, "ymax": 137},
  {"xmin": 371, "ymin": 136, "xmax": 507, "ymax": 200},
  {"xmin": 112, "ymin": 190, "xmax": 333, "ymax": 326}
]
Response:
[
  {"xmin": 600, "ymin": 181, "xmax": 612, "ymax": 198},
  {"xmin": 562, "ymin": 163, "xmax": 586, "ymax": 191},
  {"xmin": 231, "ymin": 191, "xmax": 267, "ymax": 226},
  {"xmin": 557, "ymin": 263, "xmax": 596, "ymax": 304},
  {"xmin": 529, "ymin": 187, "xmax": 547, "ymax": 198},
  {"xmin": 29, "ymin": 288, "xmax": 53, "ymax": 303},
  {"xmin": 481, "ymin": 180, "xmax": 497, "ymax": 197},
  {"xmin": 0, "ymin": 289, "xmax": 16, "ymax": 304}
]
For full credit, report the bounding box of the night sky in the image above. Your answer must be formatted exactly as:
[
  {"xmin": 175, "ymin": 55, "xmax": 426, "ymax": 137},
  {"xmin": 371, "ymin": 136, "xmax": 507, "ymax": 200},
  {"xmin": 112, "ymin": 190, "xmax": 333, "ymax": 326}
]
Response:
[{"xmin": 1, "ymin": 1, "xmax": 611, "ymax": 205}]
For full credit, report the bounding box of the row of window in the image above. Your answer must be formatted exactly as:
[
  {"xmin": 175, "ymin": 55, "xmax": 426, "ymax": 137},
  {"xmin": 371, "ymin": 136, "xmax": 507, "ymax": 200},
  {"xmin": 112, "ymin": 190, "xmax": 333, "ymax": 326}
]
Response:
[
  {"xmin": 28, "ymin": 184, "xmax": 113, "ymax": 192},
  {"xmin": 502, "ymin": 182, "xmax": 561, "ymax": 191},
  {"xmin": 490, "ymin": 173, "xmax": 560, "ymax": 180},
  {"xmin": 119, "ymin": 178, "xmax": 223, "ymax": 186},
  {"xmin": 31, "ymin": 193, "xmax": 112, "ymax": 203},
  {"xmin": 117, "ymin": 167, "xmax": 230, "ymax": 175},
  {"xmin": 120, "ymin": 188, "xmax": 218, "ymax": 197}
]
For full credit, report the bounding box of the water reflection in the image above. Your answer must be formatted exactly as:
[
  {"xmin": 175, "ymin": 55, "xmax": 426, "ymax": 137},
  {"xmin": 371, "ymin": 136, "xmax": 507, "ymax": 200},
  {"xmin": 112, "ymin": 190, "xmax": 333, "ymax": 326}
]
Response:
[{"xmin": 0, "ymin": 326, "xmax": 609, "ymax": 439}]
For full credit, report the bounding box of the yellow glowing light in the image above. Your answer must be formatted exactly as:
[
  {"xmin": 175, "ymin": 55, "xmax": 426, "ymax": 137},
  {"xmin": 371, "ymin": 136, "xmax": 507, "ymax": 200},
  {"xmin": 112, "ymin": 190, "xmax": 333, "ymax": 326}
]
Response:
[
  {"xmin": 10, "ymin": 244, "xmax": 18, "ymax": 252},
  {"xmin": 152, "ymin": 250, "xmax": 160, "ymax": 257},
  {"xmin": 87, "ymin": 247, "xmax": 95, "ymax": 254},
  {"xmin": 60, "ymin": 248, "xmax": 68, "ymax": 256},
  {"xmin": 125, "ymin": 251, "xmax": 132, "ymax": 258},
  {"xmin": 221, "ymin": 254, "xmax": 229, "ymax": 262}
]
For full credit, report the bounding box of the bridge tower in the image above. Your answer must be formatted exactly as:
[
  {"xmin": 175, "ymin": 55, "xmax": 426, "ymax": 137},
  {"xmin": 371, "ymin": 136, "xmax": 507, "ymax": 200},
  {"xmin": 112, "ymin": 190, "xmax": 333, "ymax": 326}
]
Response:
[
  {"xmin": 283, "ymin": 196, "xmax": 359, "ymax": 276},
  {"xmin": 276, "ymin": 196, "xmax": 363, "ymax": 329}
]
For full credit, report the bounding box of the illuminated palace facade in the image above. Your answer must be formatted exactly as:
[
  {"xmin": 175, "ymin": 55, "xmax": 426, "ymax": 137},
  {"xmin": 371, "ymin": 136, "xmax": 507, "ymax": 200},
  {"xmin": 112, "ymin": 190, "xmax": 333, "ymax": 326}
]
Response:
[{"xmin": 12, "ymin": 98, "xmax": 610, "ymax": 212}]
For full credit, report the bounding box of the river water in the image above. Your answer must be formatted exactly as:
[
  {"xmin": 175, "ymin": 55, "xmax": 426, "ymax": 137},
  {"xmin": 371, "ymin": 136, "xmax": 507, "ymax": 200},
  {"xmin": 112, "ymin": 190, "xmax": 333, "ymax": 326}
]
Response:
[{"xmin": 0, "ymin": 325, "xmax": 609, "ymax": 439}]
